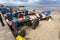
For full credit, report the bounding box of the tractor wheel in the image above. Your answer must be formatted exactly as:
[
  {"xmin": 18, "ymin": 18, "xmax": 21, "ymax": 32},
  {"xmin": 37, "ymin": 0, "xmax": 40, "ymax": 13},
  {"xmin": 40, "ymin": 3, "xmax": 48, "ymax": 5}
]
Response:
[
  {"xmin": 31, "ymin": 19, "xmax": 39, "ymax": 29},
  {"xmin": 19, "ymin": 29, "xmax": 26, "ymax": 37},
  {"xmin": 13, "ymin": 29, "xmax": 26, "ymax": 37}
]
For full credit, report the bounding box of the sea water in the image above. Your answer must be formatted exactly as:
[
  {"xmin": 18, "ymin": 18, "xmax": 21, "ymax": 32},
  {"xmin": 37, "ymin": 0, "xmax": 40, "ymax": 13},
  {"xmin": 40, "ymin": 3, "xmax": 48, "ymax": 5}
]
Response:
[{"xmin": 25, "ymin": 6, "xmax": 60, "ymax": 11}]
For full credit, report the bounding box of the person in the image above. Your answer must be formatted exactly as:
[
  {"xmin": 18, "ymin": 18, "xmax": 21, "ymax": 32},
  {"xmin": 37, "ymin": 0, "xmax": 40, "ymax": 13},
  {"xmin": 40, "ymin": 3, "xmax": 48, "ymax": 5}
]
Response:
[
  {"xmin": 0, "ymin": 13, "xmax": 5, "ymax": 26},
  {"xmin": 33, "ymin": 9, "xmax": 35, "ymax": 12},
  {"xmin": 14, "ymin": 10, "xmax": 19, "ymax": 17},
  {"xmin": 24, "ymin": 9, "xmax": 28, "ymax": 16}
]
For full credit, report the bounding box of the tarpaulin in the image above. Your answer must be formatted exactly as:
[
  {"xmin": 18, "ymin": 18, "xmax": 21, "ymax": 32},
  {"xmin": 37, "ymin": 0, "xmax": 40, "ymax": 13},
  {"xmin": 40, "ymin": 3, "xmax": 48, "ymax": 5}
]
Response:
[{"xmin": 42, "ymin": 11, "xmax": 51, "ymax": 15}]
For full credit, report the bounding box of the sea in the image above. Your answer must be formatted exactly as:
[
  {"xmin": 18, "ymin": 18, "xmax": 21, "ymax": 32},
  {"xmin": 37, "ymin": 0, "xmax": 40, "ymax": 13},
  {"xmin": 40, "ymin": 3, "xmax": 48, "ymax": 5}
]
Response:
[
  {"xmin": 11, "ymin": 6, "xmax": 60, "ymax": 12},
  {"xmin": 26, "ymin": 6, "xmax": 60, "ymax": 11}
]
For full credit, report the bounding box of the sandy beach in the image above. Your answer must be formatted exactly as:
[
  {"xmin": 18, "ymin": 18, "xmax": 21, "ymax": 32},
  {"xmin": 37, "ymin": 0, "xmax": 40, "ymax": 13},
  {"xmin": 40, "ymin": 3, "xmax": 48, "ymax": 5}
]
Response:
[
  {"xmin": 0, "ymin": 9, "xmax": 60, "ymax": 40},
  {"xmin": 25, "ymin": 10, "xmax": 60, "ymax": 40}
]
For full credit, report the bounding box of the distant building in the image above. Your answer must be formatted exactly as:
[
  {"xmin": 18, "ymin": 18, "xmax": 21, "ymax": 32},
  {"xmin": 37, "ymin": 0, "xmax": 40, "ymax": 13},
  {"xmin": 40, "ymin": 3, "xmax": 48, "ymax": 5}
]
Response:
[
  {"xmin": 18, "ymin": 5, "xmax": 25, "ymax": 7},
  {"xmin": 0, "ymin": 4, "xmax": 4, "ymax": 7}
]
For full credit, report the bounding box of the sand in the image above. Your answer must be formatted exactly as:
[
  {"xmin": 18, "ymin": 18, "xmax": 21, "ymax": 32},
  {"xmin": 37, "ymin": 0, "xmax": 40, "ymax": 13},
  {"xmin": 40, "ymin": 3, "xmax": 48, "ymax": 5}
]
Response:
[
  {"xmin": 0, "ymin": 12, "xmax": 15, "ymax": 40},
  {"xmin": 0, "ymin": 10, "xmax": 60, "ymax": 40},
  {"xmin": 25, "ymin": 11, "xmax": 60, "ymax": 40}
]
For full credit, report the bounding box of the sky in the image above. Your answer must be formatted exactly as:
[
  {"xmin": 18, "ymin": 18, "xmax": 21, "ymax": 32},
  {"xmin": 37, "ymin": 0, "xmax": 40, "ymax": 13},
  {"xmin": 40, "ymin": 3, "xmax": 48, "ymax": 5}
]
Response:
[{"xmin": 0, "ymin": 0, "xmax": 60, "ymax": 6}]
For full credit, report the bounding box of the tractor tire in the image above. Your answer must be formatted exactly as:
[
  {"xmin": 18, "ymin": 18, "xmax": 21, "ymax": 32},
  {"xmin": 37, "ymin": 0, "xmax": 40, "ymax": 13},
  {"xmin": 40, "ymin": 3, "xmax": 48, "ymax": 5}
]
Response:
[
  {"xmin": 19, "ymin": 29, "xmax": 26, "ymax": 37},
  {"xmin": 13, "ymin": 29, "xmax": 26, "ymax": 37},
  {"xmin": 31, "ymin": 19, "xmax": 39, "ymax": 29}
]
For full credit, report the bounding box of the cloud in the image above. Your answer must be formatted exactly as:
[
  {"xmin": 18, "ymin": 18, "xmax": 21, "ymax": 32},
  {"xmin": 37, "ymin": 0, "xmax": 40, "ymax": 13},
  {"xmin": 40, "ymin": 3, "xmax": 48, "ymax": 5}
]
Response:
[
  {"xmin": 27, "ymin": 0, "xmax": 40, "ymax": 4},
  {"xmin": 0, "ymin": 0, "xmax": 40, "ymax": 6},
  {"xmin": 51, "ymin": 0, "xmax": 60, "ymax": 1},
  {"xmin": 0, "ymin": 0, "xmax": 60, "ymax": 6},
  {"xmin": 20, "ymin": 0, "xmax": 28, "ymax": 2},
  {"xmin": 0, "ymin": 0, "xmax": 25, "ymax": 6}
]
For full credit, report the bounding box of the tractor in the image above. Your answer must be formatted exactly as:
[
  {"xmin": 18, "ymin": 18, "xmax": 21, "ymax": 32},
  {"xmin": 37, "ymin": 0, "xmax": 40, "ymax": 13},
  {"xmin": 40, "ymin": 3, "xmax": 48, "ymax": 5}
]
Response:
[
  {"xmin": 3, "ymin": 9, "xmax": 39, "ymax": 39},
  {"xmin": 12, "ymin": 9, "xmax": 39, "ymax": 30},
  {"xmin": 0, "ymin": 8, "xmax": 39, "ymax": 40}
]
